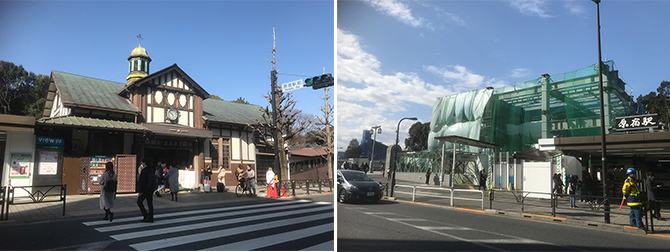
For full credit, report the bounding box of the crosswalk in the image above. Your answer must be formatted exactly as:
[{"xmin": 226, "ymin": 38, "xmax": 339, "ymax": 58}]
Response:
[{"xmin": 83, "ymin": 199, "xmax": 334, "ymax": 251}]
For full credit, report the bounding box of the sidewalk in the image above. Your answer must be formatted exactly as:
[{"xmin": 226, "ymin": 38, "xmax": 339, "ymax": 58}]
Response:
[
  {"xmin": 0, "ymin": 184, "xmax": 332, "ymax": 225},
  {"xmin": 369, "ymin": 173, "xmax": 670, "ymax": 236}
]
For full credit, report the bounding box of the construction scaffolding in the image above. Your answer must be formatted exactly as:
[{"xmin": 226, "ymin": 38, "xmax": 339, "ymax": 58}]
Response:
[{"xmin": 397, "ymin": 61, "xmax": 637, "ymax": 187}]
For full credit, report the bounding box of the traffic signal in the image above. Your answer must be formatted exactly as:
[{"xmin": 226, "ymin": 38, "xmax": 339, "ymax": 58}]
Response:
[{"xmin": 304, "ymin": 73, "xmax": 334, "ymax": 90}]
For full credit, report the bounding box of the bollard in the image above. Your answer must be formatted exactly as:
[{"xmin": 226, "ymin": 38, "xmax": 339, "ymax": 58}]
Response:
[
  {"xmin": 488, "ymin": 189, "xmax": 494, "ymax": 209},
  {"xmin": 551, "ymin": 193, "xmax": 556, "ymax": 217},
  {"xmin": 329, "ymin": 179, "xmax": 333, "ymax": 192},
  {"xmin": 306, "ymin": 180, "xmax": 310, "ymax": 195},
  {"xmin": 318, "ymin": 179, "xmax": 322, "ymax": 194},
  {"xmin": 291, "ymin": 180, "xmax": 296, "ymax": 196}
]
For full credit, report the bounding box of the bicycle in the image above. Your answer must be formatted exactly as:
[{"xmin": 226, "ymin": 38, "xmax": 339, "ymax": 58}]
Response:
[{"xmin": 235, "ymin": 181, "xmax": 252, "ymax": 197}]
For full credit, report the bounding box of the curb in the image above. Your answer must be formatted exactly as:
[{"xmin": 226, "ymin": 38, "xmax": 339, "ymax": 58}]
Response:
[{"xmin": 386, "ymin": 197, "xmax": 653, "ymax": 237}]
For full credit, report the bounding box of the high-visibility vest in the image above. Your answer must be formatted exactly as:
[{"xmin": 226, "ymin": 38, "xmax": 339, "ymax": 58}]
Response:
[{"xmin": 622, "ymin": 176, "xmax": 642, "ymax": 207}]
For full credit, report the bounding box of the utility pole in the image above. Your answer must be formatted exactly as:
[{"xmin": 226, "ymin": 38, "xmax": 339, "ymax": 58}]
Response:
[{"xmin": 270, "ymin": 28, "xmax": 281, "ymax": 181}]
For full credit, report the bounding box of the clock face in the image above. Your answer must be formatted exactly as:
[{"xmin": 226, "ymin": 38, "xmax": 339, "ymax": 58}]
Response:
[{"xmin": 167, "ymin": 108, "xmax": 179, "ymax": 122}]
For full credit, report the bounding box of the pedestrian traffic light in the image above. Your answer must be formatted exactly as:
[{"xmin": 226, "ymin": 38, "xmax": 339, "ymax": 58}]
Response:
[{"xmin": 304, "ymin": 73, "xmax": 334, "ymax": 90}]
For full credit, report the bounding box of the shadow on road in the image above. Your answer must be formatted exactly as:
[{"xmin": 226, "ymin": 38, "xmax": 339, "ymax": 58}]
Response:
[{"xmin": 337, "ymin": 238, "xmax": 668, "ymax": 251}]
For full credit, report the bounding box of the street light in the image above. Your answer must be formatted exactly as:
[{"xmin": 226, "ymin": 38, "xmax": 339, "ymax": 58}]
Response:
[
  {"xmin": 592, "ymin": 0, "xmax": 610, "ymax": 224},
  {"xmin": 369, "ymin": 125, "xmax": 381, "ymax": 174},
  {"xmin": 390, "ymin": 117, "xmax": 418, "ymax": 197}
]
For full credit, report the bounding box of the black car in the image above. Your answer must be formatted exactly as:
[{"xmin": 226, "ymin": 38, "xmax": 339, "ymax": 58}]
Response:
[{"xmin": 337, "ymin": 170, "xmax": 383, "ymax": 203}]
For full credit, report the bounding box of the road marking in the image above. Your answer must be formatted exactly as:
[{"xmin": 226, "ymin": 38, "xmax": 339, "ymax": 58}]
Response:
[
  {"xmin": 416, "ymin": 226, "xmax": 472, "ymax": 230},
  {"xmin": 366, "ymin": 212, "xmax": 396, "ymax": 215},
  {"xmin": 129, "ymin": 213, "xmax": 332, "ymax": 251},
  {"xmin": 521, "ymin": 213, "xmax": 567, "ymax": 221},
  {"xmin": 471, "ymin": 238, "xmax": 548, "ymax": 244},
  {"xmin": 455, "ymin": 207, "xmax": 485, "ymax": 213},
  {"xmin": 201, "ymin": 223, "xmax": 333, "ymax": 251},
  {"xmin": 82, "ymin": 200, "xmax": 302, "ymax": 226},
  {"xmin": 387, "ymin": 218, "xmax": 429, "ymax": 222},
  {"xmin": 348, "ymin": 204, "xmax": 552, "ymax": 251},
  {"xmin": 110, "ymin": 205, "xmax": 333, "ymax": 240},
  {"xmin": 98, "ymin": 203, "xmax": 328, "ymax": 233}
]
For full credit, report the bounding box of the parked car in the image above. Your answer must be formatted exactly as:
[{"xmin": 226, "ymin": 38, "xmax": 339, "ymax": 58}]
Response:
[{"xmin": 337, "ymin": 170, "xmax": 383, "ymax": 203}]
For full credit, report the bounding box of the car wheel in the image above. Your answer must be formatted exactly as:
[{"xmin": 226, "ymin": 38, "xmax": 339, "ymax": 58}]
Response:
[
  {"xmin": 372, "ymin": 193, "xmax": 382, "ymax": 203},
  {"xmin": 338, "ymin": 189, "xmax": 348, "ymax": 203}
]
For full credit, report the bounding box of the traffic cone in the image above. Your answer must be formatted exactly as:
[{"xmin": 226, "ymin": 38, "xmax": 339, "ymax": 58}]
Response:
[{"xmin": 282, "ymin": 184, "xmax": 287, "ymax": 197}]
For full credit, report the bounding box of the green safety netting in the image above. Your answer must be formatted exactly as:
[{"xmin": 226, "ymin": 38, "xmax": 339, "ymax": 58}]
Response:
[
  {"xmin": 398, "ymin": 61, "xmax": 635, "ymax": 185},
  {"xmin": 426, "ymin": 60, "xmax": 633, "ymax": 154}
]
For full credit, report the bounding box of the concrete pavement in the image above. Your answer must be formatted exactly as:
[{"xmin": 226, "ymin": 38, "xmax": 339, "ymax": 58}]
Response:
[{"xmin": 367, "ymin": 172, "xmax": 670, "ymax": 237}]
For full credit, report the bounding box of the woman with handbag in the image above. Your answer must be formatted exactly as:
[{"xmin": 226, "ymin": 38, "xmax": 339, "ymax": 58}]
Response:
[{"xmin": 99, "ymin": 161, "xmax": 117, "ymax": 222}]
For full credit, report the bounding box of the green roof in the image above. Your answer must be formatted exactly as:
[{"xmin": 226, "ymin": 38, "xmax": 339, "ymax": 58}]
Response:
[
  {"xmin": 51, "ymin": 71, "xmax": 138, "ymax": 113},
  {"xmin": 203, "ymin": 99, "xmax": 265, "ymax": 125},
  {"xmin": 37, "ymin": 116, "xmax": 148, "ymax": 132}
]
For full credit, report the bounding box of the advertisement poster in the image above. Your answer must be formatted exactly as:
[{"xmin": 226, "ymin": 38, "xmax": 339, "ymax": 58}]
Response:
[
  {"xmin": 10, "ymin": 153, "xmax": 32, "ymax": 178},
  {"xmin": 39, "ymin": 150, "xmax": 59, "ymax": 175}
]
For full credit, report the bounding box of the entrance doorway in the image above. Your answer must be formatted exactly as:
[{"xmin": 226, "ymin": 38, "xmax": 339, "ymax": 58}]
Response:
[{"xmin": 144, "ymin": 147, "xmax": 192, "ymax": 169}]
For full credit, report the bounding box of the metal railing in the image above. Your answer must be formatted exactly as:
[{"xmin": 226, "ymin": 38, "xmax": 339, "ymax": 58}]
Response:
[
  {"xmin": 1, "ymin": 184, "xmax": 67, "ymax": 220},
  {"xmin": 258, "ymin": 179, "xmax": 333, "ymax": 197},
  {"xmin": 393, "ymin": 184, "xmax": 485, "ymax": 210}
]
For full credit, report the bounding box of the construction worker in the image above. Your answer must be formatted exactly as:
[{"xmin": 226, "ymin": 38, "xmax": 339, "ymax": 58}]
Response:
[{"xmin": 622, "ymin": 168, "xmax": 644, "ymax": 229}]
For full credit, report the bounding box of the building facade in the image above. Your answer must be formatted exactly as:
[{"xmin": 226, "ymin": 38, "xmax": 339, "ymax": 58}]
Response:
[{"xmin": 34, "ymin": 45, "xmax": 266, "ymax": 194}]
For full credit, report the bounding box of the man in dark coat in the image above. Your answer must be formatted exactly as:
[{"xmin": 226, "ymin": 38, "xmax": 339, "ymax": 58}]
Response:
[
  {"xmin": 137, "ymin": 163, "xmax": 156, "ymax": 223},
  {"xmin": 646, "ymin": 172, "xmax": 663, "ymax": 220}
]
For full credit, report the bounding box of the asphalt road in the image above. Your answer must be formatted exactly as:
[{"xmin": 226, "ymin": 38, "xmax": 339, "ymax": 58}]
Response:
[
  {"xmin": 0, "ymin": 196, "xmax": 334, "ymax": 251},
  {"xmin": 337, "ymin": 199, "xmax": 670, "ymax": 251}
]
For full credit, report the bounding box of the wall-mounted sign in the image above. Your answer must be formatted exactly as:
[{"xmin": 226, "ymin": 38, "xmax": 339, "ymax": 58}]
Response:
[
  {"xmin": 10, "ymin": 153, "xmax": 32, "ymax": 178},
  {"xmin": 36, "ymin": 136, "xmax": 65, "ymax": 149},
  {"xmin": 39, "ymin": 150, "xmax": 59, "ymax": 175},
  {"xmin": 615, "ymin": 114, "xmax": 659, "ymax": 131}
]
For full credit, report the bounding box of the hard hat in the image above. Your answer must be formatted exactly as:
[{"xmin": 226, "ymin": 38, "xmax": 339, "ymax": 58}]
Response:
[{"xmin": 626, "ymin": 168, "xmax": 635, "ymax": 175}]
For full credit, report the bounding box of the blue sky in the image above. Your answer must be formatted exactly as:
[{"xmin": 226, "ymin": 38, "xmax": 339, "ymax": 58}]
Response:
[
  {"xmin": 336, "ymin": 0, "xmax": 670, "ymax": 150},
  {"xmin": 0, "ymin": 0, "xmax": 334, "ymax": 120}
]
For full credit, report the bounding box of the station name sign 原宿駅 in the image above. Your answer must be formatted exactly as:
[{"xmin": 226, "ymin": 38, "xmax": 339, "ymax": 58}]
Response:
[{"xmin": 615, "ymin": 114, "xmax": 659, "ymax": 131}]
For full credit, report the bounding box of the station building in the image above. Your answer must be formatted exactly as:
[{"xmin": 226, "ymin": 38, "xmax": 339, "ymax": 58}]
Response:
[
  {"xmin": 17, "ymin": 44, "xmax": 268, "ymax": 194},
  {"xmin": 395, "ymin": 61, "xmax": 670, "ymax": 198}
]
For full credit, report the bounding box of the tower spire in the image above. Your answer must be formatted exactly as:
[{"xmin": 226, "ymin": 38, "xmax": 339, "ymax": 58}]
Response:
[{"xmin": 137, "ymin": 34, "xmax": 143, "ymax": 46}]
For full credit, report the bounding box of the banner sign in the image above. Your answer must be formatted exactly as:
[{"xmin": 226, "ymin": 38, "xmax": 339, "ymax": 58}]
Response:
[
  {"xmin": 39, "ymin": 150, "xmax": 59, "ymax": 175},
  {"xmin": 10, "ymin": 153, "xmax": 32, "ymax": 178},
  {"xmin": 615, "ymin": 114, "xmax": 659, "ymax": 130}
]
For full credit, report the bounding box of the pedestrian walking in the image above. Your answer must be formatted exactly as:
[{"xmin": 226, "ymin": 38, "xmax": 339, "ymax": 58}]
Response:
[
  {"xmin": 137, "ymin": 161, "xmax": 156, "ymax": 223},
  {"xmin": 154, "ymin": 163, "xmax": 166, "ymax": 197},
  {"xmin": 479, "ymin": 169, "xmax": 487, "ymax": 190},
  {"xmin": 266, "ymin": 167, "xmax": 275, "ymax": 197},
  {"xmin": 166, "ymin": 165, "xmax": 180, "ymax": 201},
  {"xmin": 553, "ymin": 173, "xmax": 564, "ymax": 196},
  {"xmin": 645, "ymin": 171, "xmax": 663, "ymax": 220},
  {"xmin": 241, "ymin": 165, "xmax": 256, "ymax": 196},
  {"xmin": 136, "ymin": 161, "xmax": 145, "ymax": 183},
  {"xmin": 425, "ymin": 168, "xmax": 431, "ymax": 185},
  {"xmin": 99, "ymin": 161, "xmax": 117, "ymax": 222},
  {"xmin": 622, "ymin": 168, "xmax": 644, "ymax": 229}
]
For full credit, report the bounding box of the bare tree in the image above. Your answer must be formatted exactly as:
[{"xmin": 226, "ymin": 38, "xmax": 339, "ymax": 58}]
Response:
[
  {"xmin": 251, "ymin": 89, "xmax": 311, "ymax": 181},
  {"xmin": 314, "ymin": 87, "xmax": 334, "ymax": 178}
]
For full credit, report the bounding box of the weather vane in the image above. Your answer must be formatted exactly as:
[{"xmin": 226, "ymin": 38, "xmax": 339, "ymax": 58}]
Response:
[{"xmin": 137, "ymin": 34, "xmax": 143, "ymax": 46}]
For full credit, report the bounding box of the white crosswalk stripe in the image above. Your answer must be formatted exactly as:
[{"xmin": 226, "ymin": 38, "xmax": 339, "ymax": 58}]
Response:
[{"xmin": 83, "ymin": 200, "xmax": 333, "ymax": 251}]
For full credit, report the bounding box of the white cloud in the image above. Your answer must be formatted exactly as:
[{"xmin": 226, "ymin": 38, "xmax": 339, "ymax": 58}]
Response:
[
  {"xmin": 564, "ymin": 0, "xmax": 586, "ymax": 15},
  {"xmin": 365, "ymin": 0, "xmax": 425, "ymax": 28},
  {"xmin": 510, "ymin": 0, "xmax": 553, "ymax": 18},
  {"xmin": 510, "ymin": 68, "xmax": 531, "ymax": 78},
  {"xmin": 336, "ymin": 29, "xmax": 506, "ymax": 150}
]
